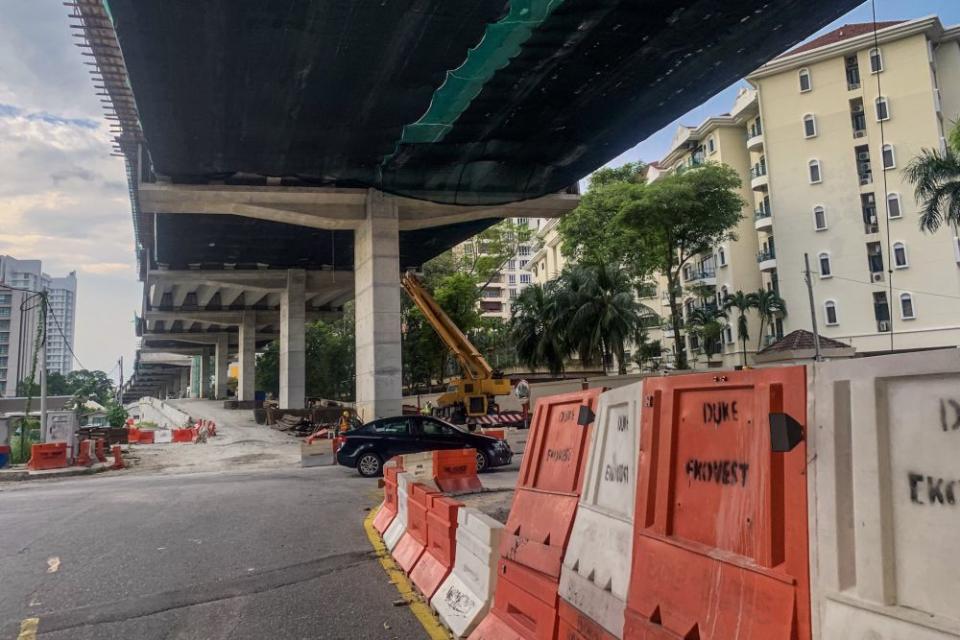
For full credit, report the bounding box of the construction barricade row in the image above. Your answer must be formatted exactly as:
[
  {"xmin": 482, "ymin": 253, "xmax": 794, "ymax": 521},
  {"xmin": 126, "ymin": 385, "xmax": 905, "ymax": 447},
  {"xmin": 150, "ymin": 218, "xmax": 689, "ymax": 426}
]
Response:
[
  {"xmin": 394, "ymin": 482, "xmax": 439, "ymax": 572},
  {"xmin": 384, "ymin": 472, "xmax": 414, "ymax": 551},
  {"xmin": 373, "ymin": 464, "xmax": 402, "ymax": 534},
  {"xmin": 410, "ymin": 494, "xmax": 462, "ymax": 598}
]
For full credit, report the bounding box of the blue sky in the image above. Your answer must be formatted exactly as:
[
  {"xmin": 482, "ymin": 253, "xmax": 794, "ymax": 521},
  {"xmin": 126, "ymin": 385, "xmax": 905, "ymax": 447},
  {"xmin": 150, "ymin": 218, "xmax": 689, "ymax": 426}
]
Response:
[
  {"xmin": 1, "ymin": 1, "xmax": 958, "ymax": 382},
  {"xmin": 610, "ymin": 0, "xmax": 960, "ymax": 168}
]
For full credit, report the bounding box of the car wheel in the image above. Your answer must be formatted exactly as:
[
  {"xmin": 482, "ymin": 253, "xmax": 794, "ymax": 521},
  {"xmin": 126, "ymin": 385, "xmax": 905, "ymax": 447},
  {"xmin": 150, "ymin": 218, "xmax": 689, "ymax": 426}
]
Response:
[
  {"xmin": 475, "ymin": 449, "xmax": 490, "ymax": 474},
  {"xmin": 357, "ymin": 452, "xmax": 383, "ymax": 478}
]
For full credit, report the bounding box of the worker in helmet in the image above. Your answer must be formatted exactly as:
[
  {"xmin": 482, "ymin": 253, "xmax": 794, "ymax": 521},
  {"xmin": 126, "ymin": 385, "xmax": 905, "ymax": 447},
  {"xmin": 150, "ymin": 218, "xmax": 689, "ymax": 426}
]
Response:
[{"xmin": 337, "ymin": 410, "xmax": 352, "ymax": 434}]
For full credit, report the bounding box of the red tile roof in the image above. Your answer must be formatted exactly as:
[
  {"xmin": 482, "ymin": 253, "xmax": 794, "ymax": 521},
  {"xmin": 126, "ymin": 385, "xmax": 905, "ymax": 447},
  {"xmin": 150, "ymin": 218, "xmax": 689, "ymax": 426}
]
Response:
[
  {"xmin": 778, "ymin": 21, "xmax": 905, "ymax": 58},
  {"xmin": 759, "ymin": 329, "xmax": 852, "ymax": 354}
]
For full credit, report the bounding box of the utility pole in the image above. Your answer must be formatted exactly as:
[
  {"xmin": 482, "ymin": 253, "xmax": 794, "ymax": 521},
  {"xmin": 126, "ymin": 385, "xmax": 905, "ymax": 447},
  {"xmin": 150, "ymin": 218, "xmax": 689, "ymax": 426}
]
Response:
[
  {"xmin": 803, "ymin": 253, "xmax": 823, "ymax": 362},
  {"xmin": 40, "ymin": 292, "xmax": 48, "ymax": 442},
  {"xmin": 118, "ymin": 356, "xmax": 124, "ymax": 404}
]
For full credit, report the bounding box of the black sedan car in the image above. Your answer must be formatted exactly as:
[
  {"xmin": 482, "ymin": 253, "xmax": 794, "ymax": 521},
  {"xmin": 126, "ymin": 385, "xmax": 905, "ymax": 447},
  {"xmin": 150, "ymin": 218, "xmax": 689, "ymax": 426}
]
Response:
[{"xmin": 336, "ymin": 415, "xmax": 513, "ymax": 477}]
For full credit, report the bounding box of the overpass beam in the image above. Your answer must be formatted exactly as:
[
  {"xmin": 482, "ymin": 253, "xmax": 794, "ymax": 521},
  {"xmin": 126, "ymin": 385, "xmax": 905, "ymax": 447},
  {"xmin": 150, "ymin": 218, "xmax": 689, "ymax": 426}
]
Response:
[
  {"xmin": 280, "ymin": 270, "xmax": 306, "ymax": 409},
  {"xmin": 238, "ymin": 312, "xmax": 256, "ymax": 402},
  {"xmin": 354, "ymin": 190, "xmax": 403, "ymax": 421},
  {"xmin": 214, "ymin": 335, "xmax": 229, "ymax": 400}
]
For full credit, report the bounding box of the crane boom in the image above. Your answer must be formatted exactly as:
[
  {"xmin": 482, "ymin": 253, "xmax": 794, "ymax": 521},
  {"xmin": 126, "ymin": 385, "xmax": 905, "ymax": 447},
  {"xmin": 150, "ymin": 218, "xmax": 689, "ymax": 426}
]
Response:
[{"xmin": 400, "ymin": 272, "xmax": 494, "ymax": 381}]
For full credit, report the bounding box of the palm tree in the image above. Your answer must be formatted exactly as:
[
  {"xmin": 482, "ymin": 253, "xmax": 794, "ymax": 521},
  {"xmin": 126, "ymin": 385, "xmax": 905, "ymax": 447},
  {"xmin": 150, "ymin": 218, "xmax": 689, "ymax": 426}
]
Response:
[
  {"xmin": 904, "ymin": 144, "xmax": 960, "ymax": 232},
  {"xmin": 754, "ymin": 288, "xmax": 787, "ymax": 350},
  {"xmin": 686, "ymin": 305, "xmax": 728, "ymax": 363},
  {"xmin": 723, "ymin": 290, "xmax": 759, "ymax": 367},
  {"xmin": 509, "ymin": 283, "xmax": 566, "ymax": 375},
  {"xmin": 556, "ymin": 264, "xmax": 644, "ymax": 374}
]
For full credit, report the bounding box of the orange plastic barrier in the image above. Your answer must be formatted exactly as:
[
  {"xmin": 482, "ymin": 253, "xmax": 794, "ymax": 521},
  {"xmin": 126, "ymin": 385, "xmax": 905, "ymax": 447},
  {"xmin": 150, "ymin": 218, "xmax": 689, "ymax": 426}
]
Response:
[
  {"xmin": 471, "ymin": 388, "xmax": 602, "ymax": 640},
  {"xmin": 410, "ymin": 495, "xmax": 461, "ymax": 598},
  {"xmin": 95, "ymin": 438, "xmax": 107, "ymax": 463},
  {"xmin": 111, "ymin": 444, "xmax": 125, "ymax": 469},
  {"xmin": 127, "ymin": 427, "xmax": 141, "ymax": 443},
  {"xmin": 481, "ymin": 428, "xmax": 505, "ymax": 440},
  {"xmin": 557, "ymin": 599, "xmax": 618, "ymax": 640},
  {"xmin": 433, "ymin": 448, "xmax": 482, "ymax": 493},
  {"xmin": 393, "ymin": 482, "xmax": 438, "ymax": 573},
  {"xmin": 27, "ymin": 443, "xmax": 68, "ymax": 471},
  {"xmin": 623, "ymin": 367, "xmax": 810, "ymax": 640},
  {"xmin": 139, "ymin": 430, "xmax": 155, "ymax": 444},
  {"xmin": 373, "ymin": 466, "xmax": 401, "ymax": 534},
  {"xmin": 76, "ymin": 439, "xmax": 94, "ymax": 466},
  {"xmin": 171, "ymin": 429, "xmax": 195, "ymax": 443}
]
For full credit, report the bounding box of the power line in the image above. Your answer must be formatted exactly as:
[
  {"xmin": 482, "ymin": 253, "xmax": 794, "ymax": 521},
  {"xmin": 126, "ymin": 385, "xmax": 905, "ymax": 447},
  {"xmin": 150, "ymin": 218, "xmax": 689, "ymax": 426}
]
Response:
[
  {"xmin": 797, "ymin": 267, "xmax": 960, "ymax": 301},
  {"xmin": 46, "ymin": 303, "xmax": 87, "ymax": 371}
]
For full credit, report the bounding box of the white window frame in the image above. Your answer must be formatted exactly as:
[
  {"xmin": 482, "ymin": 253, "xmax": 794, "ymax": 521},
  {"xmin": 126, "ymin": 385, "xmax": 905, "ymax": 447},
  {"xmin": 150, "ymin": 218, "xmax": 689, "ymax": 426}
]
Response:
[
  {"xmin": 723, "ymin": 325, "xmax": 734, "ymax": 344},
  {"xmin": 882, "ymin": 143, "xmax": 896, "ymax": 170},
  {"xmin": 900, "ymin": 292, "xmax": 916, "ymax": 320},
  {"xmin": 717, "ymin": 246, "xmax": 727, "ymax": 267},
  {"xmin": 875, "ymin": 96, "xmax": 890, "ymax": 121},
  {"xmin": 799, "ymin": 68, "xmax": 812, "ymax": 93},
  {"xmin": 869, "ymin": 47, "xmax": 884, "ymax": 74},
  {"xmin": 808, "ymin": 159, "xmax": 822, "ymax": 184},
  {"xmin": 887, "ymin": 192, "xmax": 902, "ymax": 219},
  {"xmin": 707, "ymin": 137, "xmax": 716, "ymax": 154},
  {"xmin": 818, "ymin": 251, "xmax": 832, "ymax": 278},
  {"xmin": 893, "ymin": 241, "xmax": 909, "ymax": 269},
  {"xmin": 813, "ymin": 205, "xmax": 828, "ymax": 231},
  {"xmin": 803, "ymin": 114, "xmax": 818, "ymax": 139},
  {"xmin": 824, "ymin": 300, "xmax": 839, "ymax": 326}
]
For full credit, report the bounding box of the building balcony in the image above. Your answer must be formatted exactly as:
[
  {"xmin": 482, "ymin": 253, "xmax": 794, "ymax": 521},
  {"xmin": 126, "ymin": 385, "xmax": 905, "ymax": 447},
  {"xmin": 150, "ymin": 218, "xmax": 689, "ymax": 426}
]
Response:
[
  {"xmin": 757, "ymin": 249, "xmax": 777, "ymax": 272},
  {"xmin": 754, "ymin": 208, "xmax": 773, "ymax": 231},
  {"xmin": 746, "ymin": 132, "xmax": 764, "ymax": 151},
  {"xmin": 750, "ymin": 165, "xmax": 769, "ymax": 191},
  {"xmin": 684, "ymin": 268, "xmax": 717, "ymax": 286}
]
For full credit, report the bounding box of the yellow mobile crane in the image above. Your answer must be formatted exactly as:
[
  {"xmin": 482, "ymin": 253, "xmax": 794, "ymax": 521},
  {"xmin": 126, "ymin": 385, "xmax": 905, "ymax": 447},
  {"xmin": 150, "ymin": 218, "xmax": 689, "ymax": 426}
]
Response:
[{"xmin": 401, "ymin": 272, "xmax": 514, "ymax": 424}]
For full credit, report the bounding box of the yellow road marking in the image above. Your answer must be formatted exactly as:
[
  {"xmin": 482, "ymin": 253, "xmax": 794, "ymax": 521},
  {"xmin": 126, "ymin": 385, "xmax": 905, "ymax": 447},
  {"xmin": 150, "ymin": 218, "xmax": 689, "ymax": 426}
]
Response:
[
  {"xmin": 363, "ymin": 505, "xmax": 450, "ymax": 640},
  {"xmin": 18, "ymin": 617, "xmax": 39, "ymax": 640}
]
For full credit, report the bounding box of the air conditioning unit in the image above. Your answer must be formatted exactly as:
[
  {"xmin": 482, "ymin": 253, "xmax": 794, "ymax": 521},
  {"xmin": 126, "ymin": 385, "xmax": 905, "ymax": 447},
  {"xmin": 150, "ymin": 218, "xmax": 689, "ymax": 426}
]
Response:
[
  {"xmin": 852, "ymin": 104, "xmax": 864, "ymax": 113},
  {"xmin": 878, "ymin": 320, "xmax": 891, "ymax": 332},
  {"xmin": 869, "ymin": 215, "xmax": 878, "ymax": 224},
  {"xmin": 871, "ymin": 272, "xmax": 885, "ymax": 282},
  {"xmin": 857, "ymin": 151, "xmax": 871, "ymax": 161}
]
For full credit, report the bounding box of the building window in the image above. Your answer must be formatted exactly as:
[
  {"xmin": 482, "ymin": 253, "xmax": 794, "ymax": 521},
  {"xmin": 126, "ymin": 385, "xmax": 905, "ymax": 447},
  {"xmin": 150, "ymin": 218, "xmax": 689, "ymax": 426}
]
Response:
[
  {"xmin": 799, "ymin": 68, "xmax": 812, "ymax": 92},
  {"xmin": 707, "ymin": 137, "xmax": 716, "ymax": 154},
  {"xmin": 808, "ymin": 159, "xmax": 822, "ymax": 183},
  {"xmin": 518, "ymin": 245, "xmax": 531, "ymax": 257},
  {"xmin": 516, "ymin": 217, "xmax": 529, "ymax": 226},
  {"xmin": 519, "ymin": 273, "xmax": 531, "ymax": 284},
  {"xmin": 818, "ymin": 252, "xmax": 832, "ymax": 278},
  {"xmin": 509, "ymin": 288, "xmax": 518, "ymax": 299},
  {"xmin": 875, "ymin": 96, "xmax": 890, "ymax": 121},
  {"xmin": 717, "ymin": 246, "xmax": 727, "ymax": 266},
  {"xmin": 824, "ymin": 300, "xmax": 839, "ymax": 326},
  {"xmin": 900, "ymin": 293, "xmax": 916, "ymax": 319},
  {"xmin": 887, "ymin": 193, "xmax": 902, "ymax": 219},
  {"xmin": 508, "ymin": 274, "xmax": 516, "ymax": 285},
  {"xmin": 869, "ymin": 47, "xmax": 883, "ymax": 73},
  {"xmin": 813, "ymin": 206, "xmax": 827, "ymax": 230},
  {"xmin": 723, "ymin": 325, "xmax": 734, "ymax": 344},
  {"xmin": 882, "ymin": 144, "xmax": 896, "ymax": 170},
  {"xmin": 507, "ymin": 260, "xmax": 516, "ymax": 270},
  {"xmin": 893, "ymin": 241, "xmax": 909, "ymax": 268},
  {"xmin": 803, "ymin": 114, "xmax": 817, "ymax": 138},
  {"xmin": 519, "ymin": 260, "xmax": 528, "ymax": 269}
]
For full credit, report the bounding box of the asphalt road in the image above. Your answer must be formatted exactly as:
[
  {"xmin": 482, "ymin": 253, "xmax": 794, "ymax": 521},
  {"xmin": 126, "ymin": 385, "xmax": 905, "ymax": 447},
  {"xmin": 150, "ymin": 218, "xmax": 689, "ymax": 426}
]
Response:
[{"xmin": 0, "ymin": 465, "xmax": 427, "ymax": 639}]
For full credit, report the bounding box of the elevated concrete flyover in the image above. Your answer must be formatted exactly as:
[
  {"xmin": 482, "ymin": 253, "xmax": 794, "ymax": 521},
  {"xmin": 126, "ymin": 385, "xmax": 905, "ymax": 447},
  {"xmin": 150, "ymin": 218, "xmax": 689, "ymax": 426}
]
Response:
[{"xmin": 70, "ymin": 0, "xmax": 859, "ymax": 418}]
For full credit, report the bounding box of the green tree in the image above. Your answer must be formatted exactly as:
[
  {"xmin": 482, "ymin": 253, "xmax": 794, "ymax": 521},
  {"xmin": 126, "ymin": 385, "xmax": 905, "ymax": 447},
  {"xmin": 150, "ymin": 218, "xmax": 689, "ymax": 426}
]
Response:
[
  {"xmin": 470, "ymin": 318, "xmax": 517, "ymax": 372},
  {"xmin": 64, "ymin": 369, "xmax": 115, "ymax": 406},
  {"xmin": 904, "ymin": 127, "xmax": 960, "ymax": 232},
  {"xmin": 686, "ymin": 306, "xmax": 728, "ymax": 363},
  {"xmin": 555, "ymin": 264, "xmax": 645, "ymax": 374},
  {"xmin": 557, "ymin": 163, "xmax": 652, "ymax": 277},
  {"xmin": 754, "ymin": 288, "xmax": 787, "ymax": 350},
  {"xmin": 509, "ymin": 283, "xmax": 567, "ymax": 375},
  {"xmin": 619, "ymin": 163, "xmax": 744, "ymax": 369},
  {"xmin": 632, "ymin": 329, "xmax": 666, "ymax": 372},
  {"xmin": 723, "ymin": 290, "xmax": 759, "ymax": 367},
  {"xmin": 255, "ymin": 342, "xmax": 280, "ymax": 397},
  {"xmin": 105, "ymin": 402, "xmax": 128, "ymax": 428}
]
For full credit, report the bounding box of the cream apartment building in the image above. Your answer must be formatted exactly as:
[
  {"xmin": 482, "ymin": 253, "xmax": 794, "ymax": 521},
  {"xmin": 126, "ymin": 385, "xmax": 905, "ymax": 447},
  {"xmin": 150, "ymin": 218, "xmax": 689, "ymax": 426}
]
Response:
[{"xmin": 748, "ymin": 16, "xmax": 960, "ymax": 354}]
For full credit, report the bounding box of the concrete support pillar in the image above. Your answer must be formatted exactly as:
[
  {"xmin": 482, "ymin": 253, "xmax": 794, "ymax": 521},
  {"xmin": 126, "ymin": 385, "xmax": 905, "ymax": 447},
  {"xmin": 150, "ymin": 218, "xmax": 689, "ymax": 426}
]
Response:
[
  {"xmin": 354, "ymin": 190, "xmax": 403, "ymax": 421},
  {"xmin": 214, "ymin": 335, "xmax": 229, "ymax": 400},
  {"xmin": 280, "ymin": 269, "xmax": 306, "ymax": 409},
  {"xmin": 180, "ymin": 368, "xmax": 190, "ymax": 398},
  {"xmin": 199, "ymin": 349, "xmax": 211, "ymax": 399},
  {"xmin": 238, "ymin": 312, "xmax": 257, "ymax": 402},
  {"xmin": 189, "ymin": 355, "xmax": 199, "ymax": 398}
]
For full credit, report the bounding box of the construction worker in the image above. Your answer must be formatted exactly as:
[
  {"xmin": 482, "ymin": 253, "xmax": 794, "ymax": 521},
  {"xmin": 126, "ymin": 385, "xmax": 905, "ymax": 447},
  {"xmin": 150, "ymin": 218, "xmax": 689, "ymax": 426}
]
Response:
[
  {"xmin": 422, "ymin": 400, "xmax": 434, "ymax": 416},
  {"xmin": 337, "ymin": 410, "xmax": 352, "ymax": 433}
]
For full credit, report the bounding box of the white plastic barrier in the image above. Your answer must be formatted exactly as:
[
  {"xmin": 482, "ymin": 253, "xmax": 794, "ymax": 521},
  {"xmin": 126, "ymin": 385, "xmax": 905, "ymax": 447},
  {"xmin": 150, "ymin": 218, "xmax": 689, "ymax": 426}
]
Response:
[
  {"xmin": 811, "ymin": 349, "xmax": 960, "ymax": 640},
  {"xmin": 401, "ymin": 451, "xmax": 437, "ymax": 489},
  {"xmin": 153, "ymin": 429, "xmax": 173, "ymax": 444},
  {"xmin": 559, "ymin": 381, "xmax": 643, "ymax": 638},
  {"xmin": 431, "ymin": 507, "xmax": 505, "ymax": 638},
  {"xmin": 383, "ymin": 472, "xmax": 413, "ymax": 551}
]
